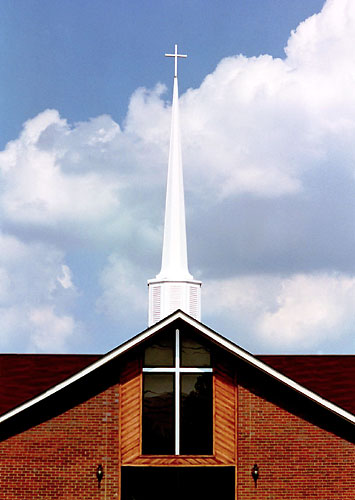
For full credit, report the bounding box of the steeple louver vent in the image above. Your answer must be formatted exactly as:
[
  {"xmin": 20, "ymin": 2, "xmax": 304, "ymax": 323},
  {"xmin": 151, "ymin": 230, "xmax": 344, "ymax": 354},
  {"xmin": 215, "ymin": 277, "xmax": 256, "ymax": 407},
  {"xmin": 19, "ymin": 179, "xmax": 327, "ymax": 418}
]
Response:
[
  {"xmin": 150, "ymin": 285, "xmax": 161, "ymax": 324},
  {"xmin": 189, "ymin": 285, "xmax": 200, "ymax": 319},
  {"xmin": 169, "ymin": 284, "xmax": 182, "ymax": 311}
]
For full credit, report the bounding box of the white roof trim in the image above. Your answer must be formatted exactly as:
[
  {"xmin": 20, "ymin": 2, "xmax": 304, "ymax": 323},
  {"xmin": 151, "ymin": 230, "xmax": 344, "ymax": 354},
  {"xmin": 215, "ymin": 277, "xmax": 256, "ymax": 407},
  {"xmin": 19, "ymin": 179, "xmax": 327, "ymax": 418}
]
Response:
[
  {"xmin": 1, "ymin": 310, "xmax": 354, "ymax": 426},
  {"xmin": 180, "ymin": 314, "xmax": 355, "ymax": 425}
]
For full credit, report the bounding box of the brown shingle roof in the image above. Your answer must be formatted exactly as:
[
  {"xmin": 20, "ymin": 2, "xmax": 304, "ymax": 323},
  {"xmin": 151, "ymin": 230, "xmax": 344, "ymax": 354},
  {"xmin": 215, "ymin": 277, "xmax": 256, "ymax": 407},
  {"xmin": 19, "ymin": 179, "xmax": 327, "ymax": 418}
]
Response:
[
  {"xmin": 257, "ymin": 355, "xmax": 355, "ymax": 415},
  {"xmin": 0, "ymin": 354, "xmax": 102, "ymax": 416},
  {"xmin": 0, "ymin": 352, "xmax": 353, "ymax": 417}
]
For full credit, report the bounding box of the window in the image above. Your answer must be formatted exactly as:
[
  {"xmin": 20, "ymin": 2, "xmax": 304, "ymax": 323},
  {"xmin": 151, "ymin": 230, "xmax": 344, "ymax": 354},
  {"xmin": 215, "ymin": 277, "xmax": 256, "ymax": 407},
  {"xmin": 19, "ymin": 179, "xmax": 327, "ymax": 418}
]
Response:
[{"xmin": 142, "ymin": 328, "xmax": 213, "ymax": 455}]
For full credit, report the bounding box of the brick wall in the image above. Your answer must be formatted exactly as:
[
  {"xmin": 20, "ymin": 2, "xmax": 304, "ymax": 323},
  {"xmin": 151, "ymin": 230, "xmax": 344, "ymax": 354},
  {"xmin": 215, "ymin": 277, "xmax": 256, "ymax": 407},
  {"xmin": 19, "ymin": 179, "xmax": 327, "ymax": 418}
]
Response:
[
  {"xmin": 1, "ymin": 351, "xmax": 354, "ymax": 499},
  {"xmin": 237, "ymin": 379, "xmax": 355, "ymax": 499},
  {"xmin": 0, "ymin": 384, "xmax": 120, "ymax": 500}
]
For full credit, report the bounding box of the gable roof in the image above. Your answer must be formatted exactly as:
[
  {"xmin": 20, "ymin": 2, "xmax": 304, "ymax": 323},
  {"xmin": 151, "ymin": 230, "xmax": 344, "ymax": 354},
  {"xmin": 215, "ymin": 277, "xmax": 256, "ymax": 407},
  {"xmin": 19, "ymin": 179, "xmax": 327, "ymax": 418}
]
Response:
[
  {"xmin": 0, "ymin": 354, "xmax": 102, "ymax": 416},
  {"xmin": 0, "ymin": 310, "xmax": 354, "ymax": 427},
  {"xmin": 258, "ymin": 355, "xmax": 355, "ymax": 416},
  {"xmin": 1, "ymin": 353, "xmax": 354, "ymax": 418}
]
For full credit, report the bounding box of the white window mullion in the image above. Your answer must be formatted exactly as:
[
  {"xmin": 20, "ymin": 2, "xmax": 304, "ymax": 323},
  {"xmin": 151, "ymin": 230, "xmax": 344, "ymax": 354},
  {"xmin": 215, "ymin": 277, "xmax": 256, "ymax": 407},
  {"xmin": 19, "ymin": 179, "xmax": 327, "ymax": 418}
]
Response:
[
  {"xmin": 179, "ymin": 367, "xmax": 212, "ymax": 373},
  {"xmin": 142, "ymin": 367, "xmax": 176, "ymax": 373},
  {"xmin": 175, "ymin": 329, "xmax": 180, "ymax": 455}
]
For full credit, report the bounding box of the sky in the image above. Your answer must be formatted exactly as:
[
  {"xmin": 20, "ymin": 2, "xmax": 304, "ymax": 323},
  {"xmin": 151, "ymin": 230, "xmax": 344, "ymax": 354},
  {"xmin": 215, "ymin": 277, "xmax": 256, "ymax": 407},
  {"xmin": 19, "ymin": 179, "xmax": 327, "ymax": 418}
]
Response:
[{"xmin": 1, "ymin": 0, "xmax": 355, "ymax": 355}]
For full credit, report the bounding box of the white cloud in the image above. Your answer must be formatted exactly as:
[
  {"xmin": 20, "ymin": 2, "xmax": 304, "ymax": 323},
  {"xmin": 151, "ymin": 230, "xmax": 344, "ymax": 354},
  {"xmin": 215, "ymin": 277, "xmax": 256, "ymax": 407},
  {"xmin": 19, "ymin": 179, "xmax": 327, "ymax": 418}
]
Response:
[
  {"xmin": 285, "ymin": 0, "xmax": 355, "ymax": 71},
  {"xmin": 258, "ymin": 273, "xmax": 355, "ymax": 348},
  {"xmin": 204, "ymin": 272, "xmax": 355, "ymax": 351},
  {"xmin": 125, "ymin": 83, "xmax": 169, "ymax": 144},
  {"xmin": 57, "ymin": 264, "xmax": 74, "ymax": 289},
  {"xmin": 1, "ymin": 0, "xmax": 355, "ymax": 353},
  {"xmin": 176, "ymin": 0, "xmax": 355, "ymax": 201},
  {"xmin": 0, "ymin": 306, "xmax": 25, "ymax": 349},
  {"xmin": 97, "ymin": 255, "xmax": 147, "ymax": 321},
  {"xmin": 3, "ymin": 0, "xmax": 355, "ymax": 232},
  {"xmin": 28, "ymin": 306, "xmax": 77, "ymax": 352},
  {"xmin": 0, "ymin": 231, "xmax": 79, "ymax": 352},
  {"xmin": 0, "ymin": 109, "xmax": 120, "ymax": 228},
  {"xmin": 2, "ymin": 0, "xmax": 355, "ymax": 211}
]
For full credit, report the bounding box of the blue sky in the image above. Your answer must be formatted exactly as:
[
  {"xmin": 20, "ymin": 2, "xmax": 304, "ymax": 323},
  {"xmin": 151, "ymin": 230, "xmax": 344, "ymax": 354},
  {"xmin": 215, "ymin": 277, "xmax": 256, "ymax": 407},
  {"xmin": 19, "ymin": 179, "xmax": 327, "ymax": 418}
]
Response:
[
  {"xmin": 1, "ymin": 0, "xmax": 355, "ymax": 355},
  {"xmin": 1, "ymin": 0, "xmax": 324, "ymax": 147}
]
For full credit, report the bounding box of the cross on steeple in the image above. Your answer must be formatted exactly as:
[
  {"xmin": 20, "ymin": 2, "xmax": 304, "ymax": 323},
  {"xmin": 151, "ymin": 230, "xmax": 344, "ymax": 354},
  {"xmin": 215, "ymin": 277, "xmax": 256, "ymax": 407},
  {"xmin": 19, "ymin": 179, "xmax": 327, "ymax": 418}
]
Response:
[{"xmin": 165, "ymin": 44, "xmax": 187, "ymax": 78}]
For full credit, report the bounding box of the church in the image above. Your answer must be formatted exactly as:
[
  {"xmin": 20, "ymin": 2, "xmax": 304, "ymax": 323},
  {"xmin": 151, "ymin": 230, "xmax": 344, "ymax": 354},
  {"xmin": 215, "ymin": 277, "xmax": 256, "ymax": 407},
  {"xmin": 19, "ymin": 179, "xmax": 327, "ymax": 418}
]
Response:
[{"xmin": 0, "ymin": 46, "xmax": 354, "ymax": 499}]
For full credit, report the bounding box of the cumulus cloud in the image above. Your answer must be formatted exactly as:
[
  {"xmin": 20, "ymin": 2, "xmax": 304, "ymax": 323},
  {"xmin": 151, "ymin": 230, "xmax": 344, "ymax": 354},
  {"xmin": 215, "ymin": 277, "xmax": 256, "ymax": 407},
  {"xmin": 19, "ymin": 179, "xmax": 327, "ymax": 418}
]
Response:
[
  {"xmin": 258, "ymin": 273, "xmax": 355, "ymax": 348},
  {"xmin": 204, "ymin": 272, "xmax": 355, "ymax": 352},
  {"xmin": 0, "ymin": 110, "xmax": 120, "ymax": 229},
  {"xmin": 97, "ymin": 255, "xmax": 147, "ymax": 321},
  {"xmin": 180, "ymin": 0, "xmax": 355, "ymax": 200},
  {"xmin": 0, "ymin": 231, "xmax": 79, "ymax": 352},
  {"xmin": 28, "ymin": 306, "xmax": 77, "ymax": 352},
  {"xmin": 1, "ymin": 0, "xmax": 355, "ymax": 353}
]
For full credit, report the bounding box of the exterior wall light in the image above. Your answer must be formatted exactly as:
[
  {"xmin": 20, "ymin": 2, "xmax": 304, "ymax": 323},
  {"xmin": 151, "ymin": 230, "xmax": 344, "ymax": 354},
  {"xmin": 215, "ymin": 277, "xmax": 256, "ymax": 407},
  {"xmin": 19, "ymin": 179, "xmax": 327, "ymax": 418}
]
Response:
[
  {"xmin": 251, "ymin": 463, "xmax": 259, "ymax": 488},
  {"xmin": 96, "ymin": 464, "xmax": 104, "ymax": 488}
]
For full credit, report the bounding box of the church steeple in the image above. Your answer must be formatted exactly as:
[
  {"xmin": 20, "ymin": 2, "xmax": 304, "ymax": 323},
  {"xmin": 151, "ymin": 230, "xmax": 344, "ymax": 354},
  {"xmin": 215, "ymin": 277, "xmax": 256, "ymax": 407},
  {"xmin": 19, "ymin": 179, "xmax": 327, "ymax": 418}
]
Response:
[
  {"xmin": 157, "ymin": 45, "xmax": 191, "ymax": 282},
  {"xmin": 148, "ymin": 45, "xmax": 201, "ymax": 326}
]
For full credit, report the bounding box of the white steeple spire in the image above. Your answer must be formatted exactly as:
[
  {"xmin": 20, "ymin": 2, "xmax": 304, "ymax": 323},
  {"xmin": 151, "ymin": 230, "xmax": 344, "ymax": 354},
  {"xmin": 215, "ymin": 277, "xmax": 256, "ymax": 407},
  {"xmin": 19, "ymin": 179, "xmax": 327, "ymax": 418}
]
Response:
[
  {"xmin": 158, "ymin": 46, "xmax": 191, "ymax": 281},
  {"xmin": 148, "ymin": 44, "xmax": 201, "ymax": 326}
]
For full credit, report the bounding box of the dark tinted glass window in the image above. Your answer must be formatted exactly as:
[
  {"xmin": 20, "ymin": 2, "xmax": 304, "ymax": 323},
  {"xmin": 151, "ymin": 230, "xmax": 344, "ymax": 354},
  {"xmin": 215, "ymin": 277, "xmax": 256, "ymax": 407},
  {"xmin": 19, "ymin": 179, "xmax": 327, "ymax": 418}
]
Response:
[
  {"xmin": 122, "ymin": 466, "xmax": 235, "ymax": 500},
  {"xmin": 142, "ymin": 374, "xmax": 174, "ymax": 454},
  {"xmin": 144, "ymin": 331, "xmax": 175, "ymax": 367},
  {"xmin": 180, "ymin": 334, "xmax": 211, "ymax": 367},
  {"xmin": 180, "ymin": 373, "xmax": 213, "ymax": 454}
]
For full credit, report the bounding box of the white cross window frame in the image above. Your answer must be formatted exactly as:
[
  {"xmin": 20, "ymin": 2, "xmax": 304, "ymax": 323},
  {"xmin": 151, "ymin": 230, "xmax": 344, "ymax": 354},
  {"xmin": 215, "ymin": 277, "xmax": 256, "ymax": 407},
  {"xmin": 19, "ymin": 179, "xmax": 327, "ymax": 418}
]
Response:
[{"xmin": 143, "ymin": 328, "xmax": 213, "ymax": 455}]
